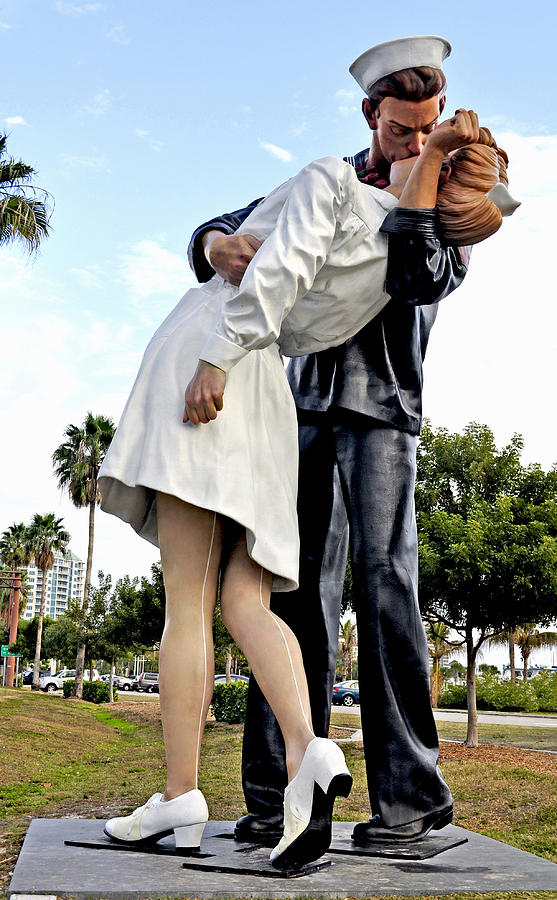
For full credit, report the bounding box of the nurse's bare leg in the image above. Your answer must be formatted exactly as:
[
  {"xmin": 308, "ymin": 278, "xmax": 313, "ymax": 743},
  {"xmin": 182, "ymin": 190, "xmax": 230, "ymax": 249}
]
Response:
[
  {"xmin": 220, "ymin": 532, "xmax": 314, "ymax": 780},
  {"xmin": 156, "ymin": 491, "xmax": 223, "ymax": 799}
]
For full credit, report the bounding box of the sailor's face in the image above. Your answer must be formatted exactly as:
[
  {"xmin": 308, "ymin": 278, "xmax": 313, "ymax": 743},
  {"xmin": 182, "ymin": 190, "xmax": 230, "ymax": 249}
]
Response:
[{"xmin": 365, "ymin": 95, "xmax": 445, "ymax": 163}]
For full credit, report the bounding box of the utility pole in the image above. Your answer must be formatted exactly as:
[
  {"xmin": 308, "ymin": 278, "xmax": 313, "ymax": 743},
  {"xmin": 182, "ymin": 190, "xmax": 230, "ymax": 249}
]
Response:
[{"xmin": 1, "ymin": 569, "xmax": 22, "ymax": 687}]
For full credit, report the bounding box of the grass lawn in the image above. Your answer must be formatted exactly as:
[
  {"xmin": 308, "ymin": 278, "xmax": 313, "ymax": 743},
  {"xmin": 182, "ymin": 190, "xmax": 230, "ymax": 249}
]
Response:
[{"xmin": 1, "ymin": 688, "xmax": 556, "ymax": 900}]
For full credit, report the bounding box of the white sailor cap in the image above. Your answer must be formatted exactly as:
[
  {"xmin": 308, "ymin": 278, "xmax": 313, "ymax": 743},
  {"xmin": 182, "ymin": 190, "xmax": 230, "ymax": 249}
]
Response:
[{"xmin": 350, "ymin": 35, "xmax": 451, "ymax": 96}]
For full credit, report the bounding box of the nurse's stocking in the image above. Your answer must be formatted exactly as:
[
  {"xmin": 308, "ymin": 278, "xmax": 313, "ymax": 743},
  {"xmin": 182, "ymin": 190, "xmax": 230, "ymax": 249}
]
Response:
[
  {"xmin": 156, "ymin": 492, "xmax": 222, "ymax": 798},
  {"xmin": 220, "ymin": 535, "xmax": 315, "ymax": 781}
]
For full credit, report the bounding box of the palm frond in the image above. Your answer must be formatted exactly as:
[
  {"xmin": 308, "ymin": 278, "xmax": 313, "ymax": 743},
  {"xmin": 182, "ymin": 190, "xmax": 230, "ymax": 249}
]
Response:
[{"xmin": 0, "ymin": 133, "xmax": 53, "ymax": 252}]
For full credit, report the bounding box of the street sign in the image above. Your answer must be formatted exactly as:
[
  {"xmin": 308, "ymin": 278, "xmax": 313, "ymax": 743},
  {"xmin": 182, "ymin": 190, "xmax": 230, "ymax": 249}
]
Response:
[{"xmin": 1, "ymin": 645, "xmax": 21, "ymax": 658}]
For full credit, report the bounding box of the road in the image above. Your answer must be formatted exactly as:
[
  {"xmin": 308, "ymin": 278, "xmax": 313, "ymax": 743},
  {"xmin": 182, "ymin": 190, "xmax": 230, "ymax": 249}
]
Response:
[{"xmin": 334, "ymin": 704, "xmax": 557, "ymax": 728}]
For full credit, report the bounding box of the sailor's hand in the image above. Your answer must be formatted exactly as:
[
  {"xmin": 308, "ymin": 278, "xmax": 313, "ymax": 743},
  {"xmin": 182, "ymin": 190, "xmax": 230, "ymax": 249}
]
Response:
[
  {"xmin": 203, "ymin": 232, "xmax": 262, "ymax": 285},
  {"xmin": 184, "ymin": 360, "xmax": 226, "ymax": 425},
  {"xmin": 425, "ymin": 108, "xmax": 480, "ymax": 156}
]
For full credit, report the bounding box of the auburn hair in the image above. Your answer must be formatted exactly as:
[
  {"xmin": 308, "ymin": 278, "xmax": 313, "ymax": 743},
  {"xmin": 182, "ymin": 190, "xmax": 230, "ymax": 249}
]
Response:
[{"xmin": 437, "ymin": 127, "xmax": 509, "ymax": 246}]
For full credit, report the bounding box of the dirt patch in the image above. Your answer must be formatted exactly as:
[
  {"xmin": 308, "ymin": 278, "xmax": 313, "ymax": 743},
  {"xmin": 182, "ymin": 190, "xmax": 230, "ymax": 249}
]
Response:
[{"xmin": 440, "ymin": 741, "xmax": 557, "ymax": 776}]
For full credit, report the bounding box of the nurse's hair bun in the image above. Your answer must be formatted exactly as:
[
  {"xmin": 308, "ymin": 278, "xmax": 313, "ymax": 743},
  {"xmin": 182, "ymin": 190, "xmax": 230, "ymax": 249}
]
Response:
[{"xmin": 437, "ymin": 127, "xmax": 510, "ymax": 246}]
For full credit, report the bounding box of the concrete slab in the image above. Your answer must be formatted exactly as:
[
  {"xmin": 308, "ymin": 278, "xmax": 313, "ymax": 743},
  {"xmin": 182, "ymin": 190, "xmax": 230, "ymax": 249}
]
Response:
[{"xmin": 9, "ymin": 818, "xmax": 557, "ymax": 898}]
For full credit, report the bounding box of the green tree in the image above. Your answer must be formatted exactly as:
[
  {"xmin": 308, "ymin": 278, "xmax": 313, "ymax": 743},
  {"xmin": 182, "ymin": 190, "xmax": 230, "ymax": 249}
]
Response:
[
  {"xmin": 108, "ymin": 563, "xmax": 166, "ymax": 652},
  {"xmin": 0, "ymin": 134, "xmax": 51, "ymax": 251},
  {"xmin": 341, "ymin": 551, "xmax": 353, "ymax": 615},
  {"xmin": 52, "ymin": 412, "xmax": 115, "ymax": 698},
  {"xmin": 416, "ymin": 422, "xmax": 557, "ymax": 746},
  {"xmin": 338, "ymin": 618, "xmax": 357, "ymax": 680},
  {"xmin": 478, "ymin": 663, "xmax": 499, "ymax": 677},
  {"xmin": 11, "ymin": 615, "xmax": 54, "ymax": 666},
  {"xmin": 442, "ymin": 659, "xmax": 466, "ymax": 682},
  {"xmin": 25, "ymin": 514, "xmax": 70, "ymax": 688},
  {"xmin": 42, "ymin": 613, "xmax": 80, "ymax": 667},
  {"xmin": 425, "ymin": 620, "xmax": 458, "ymax": 707}
]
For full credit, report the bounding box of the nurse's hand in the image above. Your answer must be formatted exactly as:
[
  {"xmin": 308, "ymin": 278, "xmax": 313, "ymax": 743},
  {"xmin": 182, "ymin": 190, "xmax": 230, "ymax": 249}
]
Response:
[
  {"xmin": 184, "ymin": 360, "xmax": 226, "ymax": 425},
  {"xmin": 425, "ymin": 108, "xmax": 480, "ymax": 156}
]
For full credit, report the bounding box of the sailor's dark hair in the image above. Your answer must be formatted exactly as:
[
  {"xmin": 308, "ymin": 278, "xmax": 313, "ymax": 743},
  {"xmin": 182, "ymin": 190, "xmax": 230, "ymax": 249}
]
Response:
[{"xmin": 367, "ymin": 66, "xmax": 446, "ymax": 113}]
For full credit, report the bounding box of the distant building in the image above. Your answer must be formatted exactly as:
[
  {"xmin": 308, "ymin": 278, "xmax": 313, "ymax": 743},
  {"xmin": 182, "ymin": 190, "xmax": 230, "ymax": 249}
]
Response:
[{"xmin": 23, "ymin": 550, "xmax": 85, "ymax": 621}]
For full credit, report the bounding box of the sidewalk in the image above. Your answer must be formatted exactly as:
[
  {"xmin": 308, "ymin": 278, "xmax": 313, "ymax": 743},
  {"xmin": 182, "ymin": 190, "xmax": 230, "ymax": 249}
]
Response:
[{"xmin": 434, "ymin": 708, "xmax": 557, "ymax": 728}]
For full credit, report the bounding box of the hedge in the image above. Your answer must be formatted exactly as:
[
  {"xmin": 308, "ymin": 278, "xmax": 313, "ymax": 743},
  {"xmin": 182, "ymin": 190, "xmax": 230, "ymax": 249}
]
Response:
[
  {"xmin": 63, "ymin": 679, "xmax": 118, "ymax": 703},
  {"xmin": 439, "ymin": 672, "xmax": 557, "ymax": 713},
  {"xmin": 211, "ymin": 681, "xmax": 248, "ymax": 723}
]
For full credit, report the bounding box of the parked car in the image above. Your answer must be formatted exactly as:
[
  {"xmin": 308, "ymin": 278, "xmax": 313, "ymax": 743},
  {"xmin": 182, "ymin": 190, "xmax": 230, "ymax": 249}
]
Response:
[
  {"xmin": 115, "ymin": 676, "xmax": 136, "ymax": 691},
  {"xmin": 136, "ymin": 672, "xmax": 159, "ymax": 693},
  {"xmin": 214, "ymin": 674, "xmax": 249, "ymax": 684},
  {"xmin": 23, "ymin": 669, "xmax": 50, "ymax": 685},
  {"xmin": 332, "ymin": 680, "xmax": 360, "ymax": 707},
  {"xmin": 39, "ymin": 668, "xmax": 100, "ymax": 693}
]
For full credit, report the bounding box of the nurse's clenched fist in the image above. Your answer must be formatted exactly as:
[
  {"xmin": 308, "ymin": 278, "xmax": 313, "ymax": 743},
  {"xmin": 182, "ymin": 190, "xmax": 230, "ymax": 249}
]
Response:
[{"xmin": 184, "ymin": 360, "xmax": 226, "ymax": 425}]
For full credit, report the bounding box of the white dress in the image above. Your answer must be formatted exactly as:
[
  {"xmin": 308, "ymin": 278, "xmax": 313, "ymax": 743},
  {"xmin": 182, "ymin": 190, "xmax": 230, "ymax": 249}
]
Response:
[{"xmin": 98, "ymin": 157, "xmax": 398, "ymax": 591}]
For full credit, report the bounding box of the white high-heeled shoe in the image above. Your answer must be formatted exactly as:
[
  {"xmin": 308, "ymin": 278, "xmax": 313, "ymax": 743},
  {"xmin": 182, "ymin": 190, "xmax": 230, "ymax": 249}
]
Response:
[
  {"xmin": 270, "ymin": 737, "xmax": 352, "ymax": 870},
  {"xmin": 104, "ymin": 788, "xmax": 208, "ymax": 854}
]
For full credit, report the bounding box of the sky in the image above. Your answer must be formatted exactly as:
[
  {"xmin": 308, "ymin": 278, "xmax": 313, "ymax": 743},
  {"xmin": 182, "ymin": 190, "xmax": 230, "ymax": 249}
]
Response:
[{"xmin": 1, "ymin": 0, "xmax": 556, "ymax": 668}]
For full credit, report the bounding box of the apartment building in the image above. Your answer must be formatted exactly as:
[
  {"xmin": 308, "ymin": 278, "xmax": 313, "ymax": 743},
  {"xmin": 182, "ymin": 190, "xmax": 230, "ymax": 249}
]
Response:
[{"xmin": 23, "ymin": 550, "xmax": 85, "ymax": 621}]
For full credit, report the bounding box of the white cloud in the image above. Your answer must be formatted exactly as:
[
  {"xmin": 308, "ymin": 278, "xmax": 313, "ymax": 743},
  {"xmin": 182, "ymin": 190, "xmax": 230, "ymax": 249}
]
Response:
[
  {"xmin": 258, "ymin": 140, "xmax": 293, "ymax": 163},
  {"xmin": 291, "ymin": 122, "xmax": 309, "ymax": 137},
  {"xmin": 84, "ymin": 89, "xmax": 111, "ymax": 117},
  {"xmin": 0, "ymin": 246, "xmax": 160, "ymax": 583},
  {"xmin": 335, "ymin": 89, "xmax": 357, "ymax": 100},
  {"xmin": 58, "ymin": 152, "xmax": 109, "ymax": 171},
  {"xmin": 337, "ymin": 105, "xmax": 358, "ymax": 118},
  {"xmin": 422, "ymin": 130, "xmax": 557, "ymax": 472},
  {"xmin": 134, "ymin": 129, "xmax": 165, "ymax": 152},
  {"xmin": 56, "ymin": 1, "xmax": 103, "ymax": 15},
  {"xmin": 70, "ymin": 264, "xmax": 104, "ymax": 289},
  {"xmin": 0, "ymin": 21, "xmax": 12, "ymax": 29},
  {"xmin": 106, "ymin": 23, "xmax": 130, "ymax": 45},
  {"xmin": 118, "ymin": 239, "xmax": 194, "ymax": 302},
  {"xmin": 2, "ymin": 115, "xmax": 28, "ymax": 126}
]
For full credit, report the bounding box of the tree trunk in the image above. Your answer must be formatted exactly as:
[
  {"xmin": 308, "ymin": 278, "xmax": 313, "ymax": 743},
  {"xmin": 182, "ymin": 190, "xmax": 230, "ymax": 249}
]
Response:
[
  {"xmin": 225, "ymin": 646, "xmax": 232, "ymax": 682},
  {"xmin": 32, "ymin": 570, "xmax": 47, "ymax": 690},
  {"xmin": 109, "ymin": 654, "xmax": 114, "ymax": 703},
  {"xmin": 89, "ymin": 660, "xmax": 93, "ymax": 682},
  {"xmin": 431, "ymin": 658, "xmax": 442, "ymax": 708},
  {"xmin": 73, "ymin": 500, "xmax": 96, "ymax": 699},
  {"xmin": 465, "ymin": 627, "xmax": 479, "ymax": 747},
  {"xmin": 523, "ymin": 650, "xmax": 529, "ymax": 681},
  {"xmin": 509, "ymin": 627, "xmax": 516, "ymax": 682}
]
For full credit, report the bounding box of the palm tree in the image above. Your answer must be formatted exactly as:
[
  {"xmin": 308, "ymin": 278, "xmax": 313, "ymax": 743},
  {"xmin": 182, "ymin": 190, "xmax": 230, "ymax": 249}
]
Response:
[
  {"xmin": 425, "ymin": 620, "xmax": 456, "ymax": 708},
  {"xmin": 52, "ymin": 412, "xmax": 115, "ymax": 698},
  {"xmin": 0, "ymin": 523, "xmax": 32, "ymax": 683},
  {"xmin": 338, "ymin": 619, "xmax": 357, "ymax": 680},
  {"xmin": 0, "ymin": 134, "xmax": 52, "ymax": 251},
  {"xmin": 514, "ymin": 625, "xmax": 557, "ymax": 680},
  {"xmin": 489, "ymin": 627, "xmax": 518, "ymax": 681},
  {"xmin": 26, "ymin": 514, "xmax": 70, "ymax": 689}
]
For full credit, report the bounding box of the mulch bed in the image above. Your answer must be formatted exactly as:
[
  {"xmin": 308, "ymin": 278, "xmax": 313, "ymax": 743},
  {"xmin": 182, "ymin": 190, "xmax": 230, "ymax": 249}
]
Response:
[{"xmin": 439, "ymin": 741, "xmax": 557, "ymax": 775}]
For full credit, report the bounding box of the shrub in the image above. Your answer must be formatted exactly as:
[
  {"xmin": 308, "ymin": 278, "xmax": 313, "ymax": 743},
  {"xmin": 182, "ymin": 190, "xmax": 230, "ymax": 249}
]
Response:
[
  {"xmin": 530, "ymin": 671, "xmax": 557, "ymax": 713},
  {"xmin": 211, "ymin": 681, "xmax": 248, "ymax": 723},
  {"xmin": 438, "ymin": 683, "xmax": 467, "ymax": 709},
  {"xmin": 439, "ymin": 672, "xmax": 557, "ymax": 713},
  {"xmin": 63, "ymin": 679, "xmax": 117, "ymax": 703}
]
